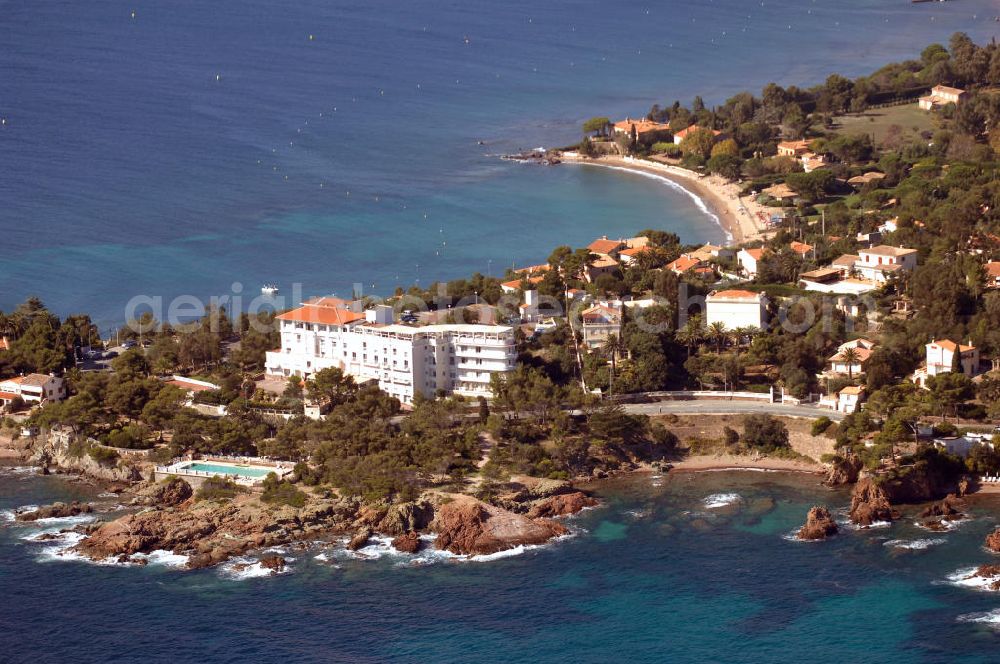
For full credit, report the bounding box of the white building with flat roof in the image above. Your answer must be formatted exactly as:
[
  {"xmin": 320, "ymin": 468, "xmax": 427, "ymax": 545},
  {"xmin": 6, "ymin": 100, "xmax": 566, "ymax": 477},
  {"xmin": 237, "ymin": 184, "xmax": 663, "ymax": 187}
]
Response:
[
  {"xmin": 264, "ymin": 301, "xmax": 516, "ymax": 404},
  {"xmin": 706, "ymin": 290, "xmax": 768, "ymax": 330}
]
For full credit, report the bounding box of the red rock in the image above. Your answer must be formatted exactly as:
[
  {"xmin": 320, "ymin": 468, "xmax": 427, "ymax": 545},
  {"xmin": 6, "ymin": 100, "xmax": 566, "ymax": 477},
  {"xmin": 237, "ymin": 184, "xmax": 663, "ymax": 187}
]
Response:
[
  {"xmin": 797, "ymin": 506, "xmax": 838, "ymax": 540},
  {"xmin": 526, "ymin": 492, "xmax": 598, "ymax": 518},
  {"xmin": 849, "ymin": 477, "xmax": 899, "ymax": 526},
  {"xmin": 391, "ymin": 531, "xmax": 422, "ymax": 554},
  {"xmin": 985, "ymin": 528, "xmax": 1000, "ymax": 553},
  {"xmin": 259, "ymin": 555, "xmax": 286, "ymax": 572},
  {"xmin": 432, "ymin": 495, "xmax": 568, "ymax": 556}
]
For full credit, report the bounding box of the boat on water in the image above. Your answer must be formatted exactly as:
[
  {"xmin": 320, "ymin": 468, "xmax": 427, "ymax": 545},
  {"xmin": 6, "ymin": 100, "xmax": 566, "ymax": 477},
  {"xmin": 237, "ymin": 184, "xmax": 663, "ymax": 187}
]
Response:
[{"xmin": 261, "ymin": 284, "xmax": 279, "ymax": 296}]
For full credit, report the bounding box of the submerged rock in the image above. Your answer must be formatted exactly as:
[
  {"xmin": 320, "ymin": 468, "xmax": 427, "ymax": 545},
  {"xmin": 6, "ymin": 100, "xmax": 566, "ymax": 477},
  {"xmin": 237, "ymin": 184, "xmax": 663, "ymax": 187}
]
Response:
[
  {"xmin": 797, "ymin": 506, "xmax": 838, "ymax": 541},
  {"xmin": 16, "ymin": 501, "xmax": 92, "ymax": 522},
  {"xmin": 432, "ymin": 495, "xmax": 568, "ymax": 556}
]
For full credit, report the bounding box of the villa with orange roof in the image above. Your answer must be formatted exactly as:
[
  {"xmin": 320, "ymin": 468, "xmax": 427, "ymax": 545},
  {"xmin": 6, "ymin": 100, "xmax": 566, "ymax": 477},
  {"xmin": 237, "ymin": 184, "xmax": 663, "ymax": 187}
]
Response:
[
  {"xmin": 587, "ymin": 236, "xmax": 626, "ymax": 259},
  {"xmin": 705, "ymin": 289, "xmax": 769, "ymax": 329},
  {"xmin": 612, "ymin": 118, "xmax": 672, "ymax": 141},
  {"xmin": 985, "ymin": 262, "xmax": 1000, "ymax": 289},
  {"xmin": 737, "ymin": 247, "xmax": 768, "ymax": 278},
  {"xmin": 826, "ymin": 339, "xmax": 877, "ymax": 375},
  {"xmin": 665, "ymin": 254, "xmax": 702, "ymax": 275},
  {"xmin": 618, "ymin": 245, "xmax": 652, "ymax": 265},
  {"xmin": 776, "ymin": 140, "xmax": 811, "ymax": 157},
  {"xmin": 586, "ymin": 254, "xmax": 620, "ymax": 282},
  {"xmin": 501, "ymin": 274, "xmax": 545, "ymax": 294},
  {"xmin": 673, "ymin": 125, "xmax": 722, "ymax": 145},
  {"xmin": 789, "ymin": 241, "xmax": 813, "ymax": 257}
]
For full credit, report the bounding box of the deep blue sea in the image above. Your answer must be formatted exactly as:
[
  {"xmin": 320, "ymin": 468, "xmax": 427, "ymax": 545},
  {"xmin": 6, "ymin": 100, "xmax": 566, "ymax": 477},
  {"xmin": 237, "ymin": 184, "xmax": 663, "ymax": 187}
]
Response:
[
  {"xmin": 6, "ymin": 468, "xmax": 1000, "ymax": 663},
  {"xmin": 4, "ymin": 4, "xmax": 1000, "ymax": 660},
  {"xmin": 2, "ymin": 0, "xmax": 998, "ymax": 331}
]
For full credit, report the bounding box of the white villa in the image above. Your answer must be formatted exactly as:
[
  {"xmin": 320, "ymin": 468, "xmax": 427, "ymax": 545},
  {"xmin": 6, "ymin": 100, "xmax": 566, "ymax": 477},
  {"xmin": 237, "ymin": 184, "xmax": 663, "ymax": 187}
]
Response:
[
  {"xmin": 265, "ymin": 299, "xmax": 516, "ymax": 404},
  {"xmin": 826, "ymin": 339, "xmax": 877, "ymax": 375},
  {"xmin": 0, "ymin": 373, "xmax": 66, "ymax": 408},
  {"xmin": 926, "ymin": 339, "xmax": 979, "ymax": 377},
  {"xmin": 705, "ymin": 289, "xmax": 768, "ymax": 330},
  {"xmin": 919, "ymin": 84, "xmax": 965, "ymax": 111},
  {"xmin": 737, "ymin": 248, "xmax": 767, "ymax": 279},
  {"xmin": 853, "ymin": 246, "xmax": 918, "ymax": 283}
]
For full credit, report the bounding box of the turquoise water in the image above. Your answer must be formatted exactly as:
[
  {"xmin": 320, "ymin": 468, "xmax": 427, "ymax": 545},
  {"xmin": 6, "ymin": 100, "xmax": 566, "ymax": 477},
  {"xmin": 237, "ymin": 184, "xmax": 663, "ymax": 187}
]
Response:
[
  {"xmin": 185, "ymin": 462, "xmax": 274, "ymax": 479},
  {"xmin": 4, "ymin": 468, "xmax": 1000, "ymax": 662},
  {"xmin": 2, "ymin": 0, "xmax": 997, "ymax": 330}
]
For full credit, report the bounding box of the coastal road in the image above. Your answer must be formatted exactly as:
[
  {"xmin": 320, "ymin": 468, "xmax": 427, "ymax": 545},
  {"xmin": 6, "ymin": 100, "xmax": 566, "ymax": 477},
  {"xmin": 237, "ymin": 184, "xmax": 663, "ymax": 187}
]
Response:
[{"xmin": 622, "ymin": 400, "xmax": 846, "ymax": 422}]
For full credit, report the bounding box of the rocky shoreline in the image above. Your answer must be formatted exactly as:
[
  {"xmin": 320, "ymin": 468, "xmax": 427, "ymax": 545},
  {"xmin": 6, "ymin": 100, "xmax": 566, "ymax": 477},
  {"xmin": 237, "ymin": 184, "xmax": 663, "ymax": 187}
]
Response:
[{"xmin": 18, "ymin": 475, "xmax": 599, "ymax": 570}]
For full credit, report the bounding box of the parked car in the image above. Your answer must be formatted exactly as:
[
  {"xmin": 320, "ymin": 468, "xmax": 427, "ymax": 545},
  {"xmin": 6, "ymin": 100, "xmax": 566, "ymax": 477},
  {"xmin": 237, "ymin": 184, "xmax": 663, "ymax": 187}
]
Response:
[{"xmin": 122, "ymin": 340, "xmax": 137, "ymax": 349}]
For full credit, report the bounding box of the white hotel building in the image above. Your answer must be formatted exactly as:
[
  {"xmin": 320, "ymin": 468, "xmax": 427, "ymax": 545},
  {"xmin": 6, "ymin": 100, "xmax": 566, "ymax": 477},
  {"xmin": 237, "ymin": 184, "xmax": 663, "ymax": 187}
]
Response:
[{"xmin": 265, "ymin": 300, "xmax": 517, "ymax": 404}]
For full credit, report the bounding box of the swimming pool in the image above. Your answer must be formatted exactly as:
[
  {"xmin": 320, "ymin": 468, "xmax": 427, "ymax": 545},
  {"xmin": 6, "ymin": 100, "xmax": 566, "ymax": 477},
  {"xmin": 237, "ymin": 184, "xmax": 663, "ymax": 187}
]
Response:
[{"xmin": 183, "ymin": 462, "xmax": 276, "ymax": 479}]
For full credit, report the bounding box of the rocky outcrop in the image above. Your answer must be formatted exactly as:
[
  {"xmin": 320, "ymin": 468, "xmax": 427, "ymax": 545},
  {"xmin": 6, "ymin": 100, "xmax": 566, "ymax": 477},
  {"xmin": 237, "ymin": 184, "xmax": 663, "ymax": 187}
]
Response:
[
  {"xmin": 391, "ymin": 531, "xmax": 422, "ymax": 554},
  {"xmin": 919, "ymin": 494, "xmax": 963, "ymax": 518},
  {"xmin": 526, "ymin": 491, "xmax": 598, "ymax": 518},
  {"xmin": 27, "ymin": 429, "xmax": 145, "ymax": 484},
  {"xmin": 137, "ymin": 477, "xmax": 193, "ymax": 507},
  {"xmin": 918, "ymin": 494, "xmax": 965, "ymax": 530},
  {"xmin": 797, "ymin": 506, "xmax": 838, "ymax": 540},
  {"xmin": 968, "ymin": 565, "xmax": 1000, "ymax": 591},
  {"xmin": 377, "ymin": 500, "xmax": 435, "ymax": 536},
  {"xmin": 347, "ymin": 527, "xmax": 372, "ymax": 551},
  {"xmin": 432, "ymin": 495, "xmax": 568, "ymax": 556},
  {"xmin": 75, "ymin": 495, "xmax": 357, "ymax": 567},
  {"xmin": 824, "ymin": 453, "xmax": 863, "ymax": 487},
  {"xmin": 259, "ymin": 555, "xmax": 286, "ymax": 573},
  {"xmin": 849, "ymin": 477, "xmax": 899, "ymax": 526},
  {"xmin": 985, "ymin": 528, "xmax": 1000, "ymax": 554},
  {"xmin": 16, "ymin": 501, "xmax": 93, "ymax": 522}
]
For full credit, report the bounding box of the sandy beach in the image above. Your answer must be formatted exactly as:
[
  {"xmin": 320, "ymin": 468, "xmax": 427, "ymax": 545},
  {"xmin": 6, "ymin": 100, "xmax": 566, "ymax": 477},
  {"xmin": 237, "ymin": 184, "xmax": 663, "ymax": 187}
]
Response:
[
  {"xmin": 669, "ymin": 453, "xmax": 824, "ymax": 474},
  {"xmin": 560, "ymin": 153, "xmax": 768, "ymax": 244}
]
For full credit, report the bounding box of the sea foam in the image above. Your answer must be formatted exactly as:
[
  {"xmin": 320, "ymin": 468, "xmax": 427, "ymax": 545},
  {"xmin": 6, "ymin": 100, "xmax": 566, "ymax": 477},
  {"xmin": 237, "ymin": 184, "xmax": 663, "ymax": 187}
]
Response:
[{"xmin": 703, "ymin": 493, "xmax": 741, "ymax": 509}]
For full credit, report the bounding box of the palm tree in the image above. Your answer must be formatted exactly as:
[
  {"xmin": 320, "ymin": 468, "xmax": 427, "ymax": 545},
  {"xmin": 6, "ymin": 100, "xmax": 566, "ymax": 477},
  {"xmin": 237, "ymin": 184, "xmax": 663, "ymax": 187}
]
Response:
[
  {"xmin": 708, "ymin": 321, "xmax": 728, "ymax": 353},
  {"xmin": 676, "ymin": 316, "xmax": 703, "ymax": 359},
  {"xmin": 839, "ymin": 346, "xmax": 861, "ymax": 380},
  {"xmin": 602, "ymin": 334, "xmax": 627, "ymax": 392}
]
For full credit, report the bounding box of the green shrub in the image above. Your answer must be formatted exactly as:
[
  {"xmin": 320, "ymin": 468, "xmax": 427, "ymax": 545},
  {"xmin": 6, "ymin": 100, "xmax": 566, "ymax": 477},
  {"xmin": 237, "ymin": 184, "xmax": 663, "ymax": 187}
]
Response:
[
  {"xmin": 261, "ymin": 473, "xmax": 307, "ymax": 508},
  {"xmin": 88, "ymin": 446, "xmax": 120, "ymax": 466},
  {"xmin": 811, "ymin": 416, "xmax": 833, "ymax": 436},
  {"xmin": 196, "ymin": 476, "xmax": 244, "ymax": 502}
]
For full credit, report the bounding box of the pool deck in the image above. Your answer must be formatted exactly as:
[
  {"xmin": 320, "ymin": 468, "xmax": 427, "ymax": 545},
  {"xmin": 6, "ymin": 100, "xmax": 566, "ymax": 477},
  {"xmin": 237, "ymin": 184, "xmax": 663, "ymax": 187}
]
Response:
[{"xmin": 155, "ymin": 457, "xmax": 294, "ymax": 487}]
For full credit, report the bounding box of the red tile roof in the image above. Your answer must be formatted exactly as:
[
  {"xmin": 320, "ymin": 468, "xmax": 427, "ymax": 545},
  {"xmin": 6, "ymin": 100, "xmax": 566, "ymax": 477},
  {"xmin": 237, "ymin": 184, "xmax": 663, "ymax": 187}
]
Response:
[
  {"xmin": 613, "ymin": 118, "xmax": 671, "ymax": 135},
  {"xmin": 588, "ymin": 238, "xmax": 625, "ymax": 255},
  {"xmin": 277, "ymin": 305, "xmax": 366, "ymax": 325},
  {"xmin": 666, "ymin": 255, "xmax": 701, "ymax": 273},
  {"xmin": 674, "ymin": 125, "xmax": 722, "ymax": 140},
  {"xmin": 708, "ymin": 289, "xmax": 762, "ymax": 300},
  {"xmin": 789, "ymin": 241, "xmax": 813, "ymax": 256}
]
